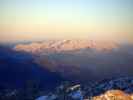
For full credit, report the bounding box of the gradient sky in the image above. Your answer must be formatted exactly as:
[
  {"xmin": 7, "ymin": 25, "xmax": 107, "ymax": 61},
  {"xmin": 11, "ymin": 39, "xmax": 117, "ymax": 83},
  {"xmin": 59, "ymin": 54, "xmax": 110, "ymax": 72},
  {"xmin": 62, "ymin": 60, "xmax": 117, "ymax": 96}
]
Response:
[{"xmin": 0, "ymin": 0, "xmax": 133, "ymax": 42}]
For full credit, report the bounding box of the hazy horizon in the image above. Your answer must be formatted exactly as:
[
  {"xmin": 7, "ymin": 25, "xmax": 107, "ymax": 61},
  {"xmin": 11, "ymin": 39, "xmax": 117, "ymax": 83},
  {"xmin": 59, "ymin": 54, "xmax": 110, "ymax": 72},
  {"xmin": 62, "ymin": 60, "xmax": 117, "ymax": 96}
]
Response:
[{"xmin": 0, "ymin": 0, "xmax": 133, "ymax": 43}]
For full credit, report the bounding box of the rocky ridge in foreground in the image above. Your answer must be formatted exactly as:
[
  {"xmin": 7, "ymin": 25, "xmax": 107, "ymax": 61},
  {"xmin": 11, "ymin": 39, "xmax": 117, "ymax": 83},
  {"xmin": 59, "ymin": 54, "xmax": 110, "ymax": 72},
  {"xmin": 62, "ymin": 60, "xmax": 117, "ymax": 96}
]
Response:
[
  {"xmin": 93, "ymin": 90, "xmax": 133, "ymax": 100},
  {"xmin": 1, "ymin": 77, "xmax": 133, "ymax": 100}
]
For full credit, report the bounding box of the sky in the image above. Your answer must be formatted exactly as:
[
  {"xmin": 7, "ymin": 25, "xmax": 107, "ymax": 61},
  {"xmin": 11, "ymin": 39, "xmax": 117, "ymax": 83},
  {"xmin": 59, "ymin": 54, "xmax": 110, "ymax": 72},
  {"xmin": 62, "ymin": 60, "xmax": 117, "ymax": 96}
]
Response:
[{"xmin": 0, "ymin": 0, "xmax": 133, "ymax": 43}]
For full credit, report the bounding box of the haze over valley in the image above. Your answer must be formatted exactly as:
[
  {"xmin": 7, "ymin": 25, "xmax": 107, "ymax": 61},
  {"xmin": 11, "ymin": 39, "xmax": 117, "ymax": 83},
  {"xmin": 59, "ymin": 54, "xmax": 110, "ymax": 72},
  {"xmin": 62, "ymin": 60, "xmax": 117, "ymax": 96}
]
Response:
[{"xmin": 13, "ymin": 39, "xmax": 133, "ymax": 83}]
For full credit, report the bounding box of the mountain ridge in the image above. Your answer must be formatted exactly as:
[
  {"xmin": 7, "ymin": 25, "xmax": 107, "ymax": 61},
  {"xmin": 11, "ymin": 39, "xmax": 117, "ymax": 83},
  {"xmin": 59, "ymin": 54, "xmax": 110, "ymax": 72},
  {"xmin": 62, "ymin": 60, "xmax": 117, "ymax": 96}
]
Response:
[{"xmin": 14, "ymin": 40, "xmax": 118, "ymax": 54}]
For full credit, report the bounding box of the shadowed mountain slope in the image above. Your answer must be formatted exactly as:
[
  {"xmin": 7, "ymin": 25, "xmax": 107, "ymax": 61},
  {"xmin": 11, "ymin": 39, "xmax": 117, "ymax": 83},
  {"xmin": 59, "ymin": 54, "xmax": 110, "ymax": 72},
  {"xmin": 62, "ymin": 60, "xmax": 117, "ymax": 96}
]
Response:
[{"xmin": 0, "ymin": 46, "xmax": 64, "ymax": 90}]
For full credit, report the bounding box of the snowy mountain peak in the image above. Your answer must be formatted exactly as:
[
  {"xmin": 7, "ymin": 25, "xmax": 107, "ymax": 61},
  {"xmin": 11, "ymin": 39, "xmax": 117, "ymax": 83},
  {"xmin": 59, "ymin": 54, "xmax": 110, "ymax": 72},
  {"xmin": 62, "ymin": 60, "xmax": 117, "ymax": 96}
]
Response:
[{"xmin": 14, "ymin": 40, "xmax": 118, "ymax": 54}]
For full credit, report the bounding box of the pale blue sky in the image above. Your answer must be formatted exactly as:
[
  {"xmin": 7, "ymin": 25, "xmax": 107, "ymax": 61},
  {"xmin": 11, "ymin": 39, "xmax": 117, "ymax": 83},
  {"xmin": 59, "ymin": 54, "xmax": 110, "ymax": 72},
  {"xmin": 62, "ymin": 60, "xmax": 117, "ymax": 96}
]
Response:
[{"xmin": 0, "ymin": 0, "xmax": 133, "ymax": 42}]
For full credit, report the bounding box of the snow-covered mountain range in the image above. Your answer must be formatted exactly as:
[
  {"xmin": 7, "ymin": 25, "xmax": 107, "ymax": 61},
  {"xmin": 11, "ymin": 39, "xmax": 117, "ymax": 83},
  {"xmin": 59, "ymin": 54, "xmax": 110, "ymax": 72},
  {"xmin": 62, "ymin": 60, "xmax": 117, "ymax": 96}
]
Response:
[{"xmin": 14, "ymin": 40, "xmax": 118, "ymax": 54}]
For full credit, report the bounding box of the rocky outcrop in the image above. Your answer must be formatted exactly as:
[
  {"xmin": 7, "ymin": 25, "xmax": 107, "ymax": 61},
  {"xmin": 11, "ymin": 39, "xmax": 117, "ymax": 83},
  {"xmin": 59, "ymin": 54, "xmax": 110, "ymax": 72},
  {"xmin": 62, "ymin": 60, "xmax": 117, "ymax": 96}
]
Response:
[{"xmin": 93, "ymin": 90, "xmax": 133, "ymax": 100}]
